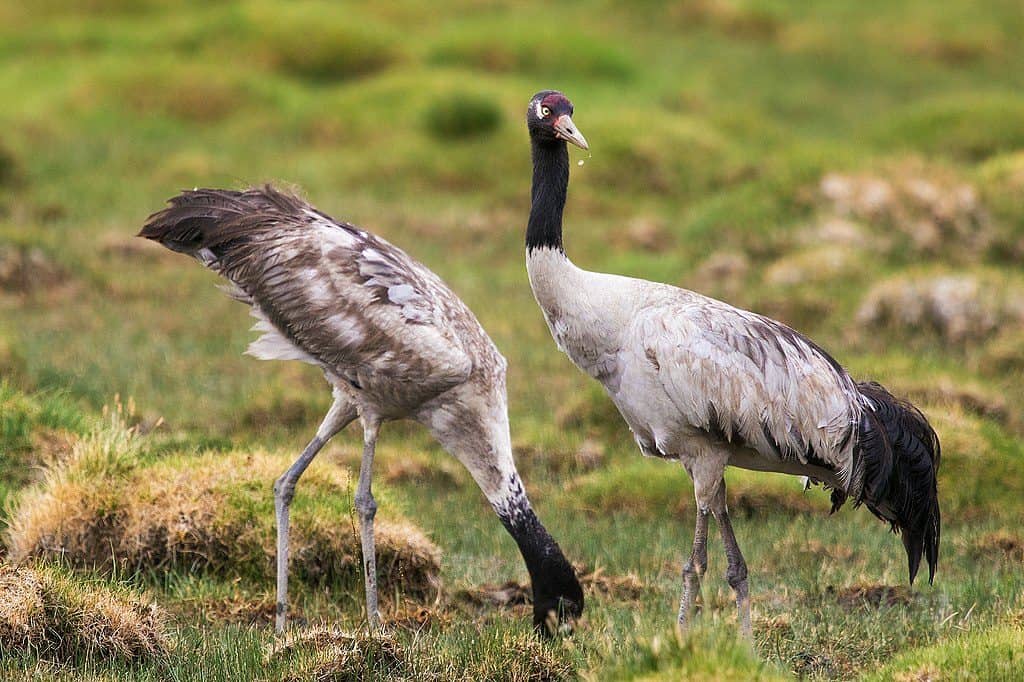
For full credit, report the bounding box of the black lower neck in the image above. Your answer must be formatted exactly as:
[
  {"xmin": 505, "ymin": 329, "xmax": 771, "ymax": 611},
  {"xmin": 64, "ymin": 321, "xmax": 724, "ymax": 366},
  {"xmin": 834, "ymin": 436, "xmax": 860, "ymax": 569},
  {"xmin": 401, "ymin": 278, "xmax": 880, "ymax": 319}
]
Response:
[
  {"xmin": 494, "ymin": 481, "xmax": 583, "ymax": 629},
  {"xmin": 526, "ymin": 139, "xmax": 569, "ymax": 253}
]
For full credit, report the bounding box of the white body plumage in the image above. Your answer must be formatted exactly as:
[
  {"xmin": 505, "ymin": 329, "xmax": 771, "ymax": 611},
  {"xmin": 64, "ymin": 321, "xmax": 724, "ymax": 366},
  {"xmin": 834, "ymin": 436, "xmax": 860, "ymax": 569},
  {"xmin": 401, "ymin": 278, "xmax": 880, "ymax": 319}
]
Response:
[{"xmin": 527, "ymin": 247, "xmax": 862, "ymax": 493}]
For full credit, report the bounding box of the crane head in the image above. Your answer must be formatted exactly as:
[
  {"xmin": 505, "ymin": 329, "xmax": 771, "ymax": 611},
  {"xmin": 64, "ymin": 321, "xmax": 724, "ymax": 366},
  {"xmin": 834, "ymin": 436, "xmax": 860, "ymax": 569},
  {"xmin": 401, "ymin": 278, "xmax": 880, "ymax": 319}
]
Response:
[{"xmin": 527, "ymin": 90, "xmax": 588, "ymax": 149}]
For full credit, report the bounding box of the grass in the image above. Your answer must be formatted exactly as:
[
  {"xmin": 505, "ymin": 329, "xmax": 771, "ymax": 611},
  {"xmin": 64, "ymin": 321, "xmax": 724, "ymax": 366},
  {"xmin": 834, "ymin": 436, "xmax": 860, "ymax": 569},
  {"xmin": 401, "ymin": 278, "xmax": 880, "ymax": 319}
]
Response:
[{"xmin": 1, "ymin": 0, "xmax": 1023, "ymax": 678}]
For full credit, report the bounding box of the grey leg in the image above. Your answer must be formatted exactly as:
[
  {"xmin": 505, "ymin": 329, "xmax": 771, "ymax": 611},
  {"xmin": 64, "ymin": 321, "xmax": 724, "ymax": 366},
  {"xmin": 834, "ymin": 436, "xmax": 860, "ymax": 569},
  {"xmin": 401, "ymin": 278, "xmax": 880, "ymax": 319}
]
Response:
[
  {"xmin": 709, "ymin": 479, "xmax": 752, "ymax": 640},
  {"xmin": 678, "ymin": 505, "xmax": 710, "ymax": 629},
  {"xmin": 355, "ymin": 417, "xmax": 381, "ymax": 630},
  {"xmin": 274, "ymin": 397, "xmax": 355, "ymax": 635}
]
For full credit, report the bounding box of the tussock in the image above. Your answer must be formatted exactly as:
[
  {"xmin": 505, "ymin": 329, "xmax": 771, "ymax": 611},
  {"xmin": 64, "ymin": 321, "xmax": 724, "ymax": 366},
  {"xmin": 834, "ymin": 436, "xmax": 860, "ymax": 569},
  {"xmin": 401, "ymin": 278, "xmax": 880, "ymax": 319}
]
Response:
[
  {"xmin": 689, "ymin": 250, "xmax": 749, "ymax": 298},
  {"xmin": 455, "ymin": 565, "xmax": 643, "ymax": 612},
  {"xmin": 828, "ymin": 583, "xmax": 914, "ymax": 610},
  {"xmin": 576, "ymin": 564, "xmax": 645, "ymax": 602},
  {"xmin": 893, "ymin": 663, "xmax": 943, "ymax": 682},
  {"xmin": 5, "ymin": 423, "xmax": 441, "ymax": 600},
  {"xmin": 573, "ymin": 438, "xmax": 606, "ymax": 472},
  {"xmin": 890, "ymin": 379, "xmax": 1011, "ymax": 428},
  {"xmin": 0, "ymin": 139, "xmax": 16, "ymax": 187},
  {"xmin": 267, "ymin": 626, "xmax": 574, "ymax": 682},
  {"xmin": 611, "ymin": 217, "xmax": 674, "ymax": 252},
  {"xmin": 819, "ymin": 165, "xmax": 992, "ymax": 258},
  {"xmin": 380, "ymin": 453, "xmax": 464, "ymax": 487},
  {"xmin": 756, "ymin": 614, "xmax": 793, "ymax": 638},
  {"xmin": 856, "ymin": 271, "xmax": 1024, "ymax": 344},
  {"xmin": 671, "ymin": 0, "xmax": 781, "ymax": 41},
  {"xmin": 0, "ymin": 244, "xmax": 66, "ymax": 294},
  {"xmin": 764, "ymin": 246, "xmax": 864, "ymax": 287},
  {"xmin": 972, "ymin": 531, "xmax": 1023, "ymax": 562},
  {"xmin": 110, "ymin": 67, "xmax": 249, "ymax": 123},
  {"xmin": 461, "ymin": 631, "xmax": 574, "ymax": 682},
  {"xmin": 269, "ymin": 627, "xmax": 406, "ymax": 682},
  {"xmin": 386, "ymin": 604, "xmax": 447, "ymax": 632},
  {"xmin": 729, "ymin": 487, "xmax": 820, "ymax": 517},
  {"xmin": 0, "ymin": 562, "xmax": 171, "ymax": 661},
  {"xmin": 456, "ymin": 580, "xmax": 532, "ymax": 611},
  {"xmin": 980, "ymin": 328, "xmax": 1024, "ymax": 374}
]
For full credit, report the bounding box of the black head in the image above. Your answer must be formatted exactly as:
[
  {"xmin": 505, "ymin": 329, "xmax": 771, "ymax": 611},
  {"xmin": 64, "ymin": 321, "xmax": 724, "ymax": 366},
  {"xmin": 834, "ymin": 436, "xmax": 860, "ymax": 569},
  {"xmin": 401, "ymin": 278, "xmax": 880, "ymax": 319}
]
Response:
[
  {"xmin": 531, "ymin": 555, "xmax": 585, "ymax": 637},
  {"xmin": 526, "ymin": 90, "xmax": 588, "ymax": 149}
]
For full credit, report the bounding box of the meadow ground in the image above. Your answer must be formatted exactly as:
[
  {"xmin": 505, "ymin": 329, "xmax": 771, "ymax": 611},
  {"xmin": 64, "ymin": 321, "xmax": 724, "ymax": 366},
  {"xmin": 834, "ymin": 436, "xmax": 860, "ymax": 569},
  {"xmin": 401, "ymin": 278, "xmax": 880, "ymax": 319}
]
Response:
[{"xmin": 1, "ymin": 1, "xmax": 1023, "ymax": 679}]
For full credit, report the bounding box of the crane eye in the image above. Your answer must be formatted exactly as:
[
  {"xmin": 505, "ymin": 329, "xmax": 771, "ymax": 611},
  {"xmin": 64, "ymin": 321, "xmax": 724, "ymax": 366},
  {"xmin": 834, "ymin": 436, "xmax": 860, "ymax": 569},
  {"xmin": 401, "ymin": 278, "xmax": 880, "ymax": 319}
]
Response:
[{"xmin": 540, "ymin": 106, "xmax": 551, "ymax": 117}]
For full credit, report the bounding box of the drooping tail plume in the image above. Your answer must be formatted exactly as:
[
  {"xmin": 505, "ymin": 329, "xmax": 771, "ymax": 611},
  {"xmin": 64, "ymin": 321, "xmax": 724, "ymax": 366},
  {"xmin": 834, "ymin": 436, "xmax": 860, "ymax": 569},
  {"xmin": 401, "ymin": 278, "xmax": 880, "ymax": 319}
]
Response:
[
  {"xmin": 854, "ymin": 381, "xmax": 941, "ymax": 584},
  {"xmin": 138, "ymin": 185, "xmax": 307, "ymax": 258}
]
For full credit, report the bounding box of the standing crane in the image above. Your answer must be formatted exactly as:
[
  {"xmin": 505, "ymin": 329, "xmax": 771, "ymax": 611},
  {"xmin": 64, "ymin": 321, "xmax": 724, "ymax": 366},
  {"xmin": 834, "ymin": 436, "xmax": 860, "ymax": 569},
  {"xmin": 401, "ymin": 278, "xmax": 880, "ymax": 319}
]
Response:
[
  {"xmin": 140, "ymin": 186, "xmax": 583, "ymax": 635},
  {"xmin": 521, "ymin": 90, "xmax": 940, "ymax": 637}
]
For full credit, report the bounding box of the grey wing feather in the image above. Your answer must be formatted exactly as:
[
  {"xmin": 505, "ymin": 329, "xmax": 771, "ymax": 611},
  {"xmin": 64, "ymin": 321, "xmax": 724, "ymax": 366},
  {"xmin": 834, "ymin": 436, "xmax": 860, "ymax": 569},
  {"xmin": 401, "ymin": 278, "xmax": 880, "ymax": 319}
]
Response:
[
  {"xmin": 141, "ymin": 186, "xmax": 474, "ymax": 403},
  {"xmin": 638, "ymin": 289, "xmax": 863, "ymax": 482}
]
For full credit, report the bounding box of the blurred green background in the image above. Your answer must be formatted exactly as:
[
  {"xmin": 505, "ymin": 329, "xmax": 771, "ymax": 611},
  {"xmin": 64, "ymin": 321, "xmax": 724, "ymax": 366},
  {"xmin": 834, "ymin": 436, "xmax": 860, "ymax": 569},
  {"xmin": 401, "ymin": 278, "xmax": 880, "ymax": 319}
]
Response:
[{"xmin": 1, "ymin": 1, "xmax": 1023, "ymax": 679}]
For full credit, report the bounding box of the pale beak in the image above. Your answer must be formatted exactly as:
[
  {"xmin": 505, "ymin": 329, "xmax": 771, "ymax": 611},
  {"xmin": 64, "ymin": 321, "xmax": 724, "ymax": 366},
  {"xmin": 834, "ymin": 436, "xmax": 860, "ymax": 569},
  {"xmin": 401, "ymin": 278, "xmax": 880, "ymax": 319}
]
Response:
[{"xmin": 552, "ymin": 114, "xmax": 589, "ymax": 150}]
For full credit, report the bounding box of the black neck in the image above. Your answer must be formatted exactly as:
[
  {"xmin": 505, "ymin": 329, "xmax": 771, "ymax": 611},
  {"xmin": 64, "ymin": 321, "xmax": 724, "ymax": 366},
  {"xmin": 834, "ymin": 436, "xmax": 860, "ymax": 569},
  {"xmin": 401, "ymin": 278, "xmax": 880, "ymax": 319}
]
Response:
[
  {"xmin": 526, "ymin": 138, "xmax": 569, "ymax": 252},
  {"xmin": 494, "ymin": 478, "xmax": 583, "ymax": 630}
]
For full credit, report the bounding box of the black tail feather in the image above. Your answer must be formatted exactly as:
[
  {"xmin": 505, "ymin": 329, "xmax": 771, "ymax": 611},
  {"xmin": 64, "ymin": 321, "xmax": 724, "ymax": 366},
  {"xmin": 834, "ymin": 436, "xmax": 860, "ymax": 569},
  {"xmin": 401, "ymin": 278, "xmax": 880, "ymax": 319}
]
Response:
[{"xmin": 855, "ymin": 381, "xmax": 941, "ymax": 584}]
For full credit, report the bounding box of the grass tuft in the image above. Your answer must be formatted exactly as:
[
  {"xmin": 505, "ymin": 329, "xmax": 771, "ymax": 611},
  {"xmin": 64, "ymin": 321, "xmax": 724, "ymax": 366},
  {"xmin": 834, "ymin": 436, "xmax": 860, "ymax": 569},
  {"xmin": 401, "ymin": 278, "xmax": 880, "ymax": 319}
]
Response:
[
  {"xmin": 0, "ymin": 244, "xmax": 67, "ymax": 294},
  {"xmin": 269, "ymin": 627, "xmax": 407, "ymax": 682},
  {"xmin": 423, "ymin": 92, "xmax": 503, "ymax": 140},
  {"xmin": 431, "ymin": 27, "xmax": 635, "ymax": 81},
  {"xmin": 4, "ymin": 420, "xmax": 441, "ymax": 600},
  {"xmin": 114, "ymin": 66, "xmax": 251, "ymax": 124},
  {"xmin": 817, "ymin": 163, "xmax": 992, "ymax": 261},
  {"xmin": 0, "ymin": 561, "xmax": 171, "ymax": 662},
  {"xmin": 252, "ymin": 4, "xmax": 403, "ymax": 83},
  {"xmin": 0, "ymin": 139, "xmax": 16, "ymax": 187},
  {"xmin": 855, "ymin": 269, "xmax": 1024, "ymax": 346}
]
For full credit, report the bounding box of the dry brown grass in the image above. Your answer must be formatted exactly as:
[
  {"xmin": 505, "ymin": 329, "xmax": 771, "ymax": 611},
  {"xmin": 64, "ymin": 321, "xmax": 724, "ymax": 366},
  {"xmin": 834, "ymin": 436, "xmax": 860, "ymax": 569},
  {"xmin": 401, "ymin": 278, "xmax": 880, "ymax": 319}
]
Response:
[
  {"xmin": 0, "ymin": 562, "xmax": 171, "ymax": 661},
  {"xmin": 4, "ymin": 424, "xmax": 441, "ymax": 600},
  {"xmin": 268, "ymin": 627, "xmax": 406, "ymax": 682},
  {"xmin": 818, "ymin": 164, "xmax": 992, "ymax": 259},
  {"xmin": 893, "ymin": 663, "xmax": 944, "ymax": 682},
  {"xmin": 856, "ymin": 271, "xmax": 1024, "ymax": 345},
  {"xmin": 610, "ymin": 216, "xmax": 675, "ymax": 252},
  {"xmin": 0, "ymin": 244, "xmax": 66, "ymax": 294},
  {"xmin": 890, "ymin": 378, "xmax": 1012, "ymax": 428},
  {"xmin": 455, "ymin": 580, "xmax": 532, "ymax": 613},
  {"xmin": 829, "ymin": 583, "xmax": 914, "ymax": 610},
  {"xmin": 763, "ymin": 245, "xmax": 865, "ymax": 288},
  {"xmin": 688, "ymin": 250, "xmax": 750, "ymax": 299},
  {"xmin": 266, "ymin": 625, "xmax": 574, "ymax": 681},
  {"xmin": 454, "ymin": 565, "xmax": 643, "ymax": 615},
  {"xmin": 577, "ymin": 564, "xmax": 645, "ymax": 602},
  {"xmin": 671, "ymin": 0, "xmax": 781, "ymax": 42},
  {"xmin": 980, "ymin": 327, "xmax": 1024, "ymax": 374},
  {"xmin": 972, "ymin": 531, "xmax": 1024, "ymax": 563},
  {"xmin": 729, "ymin": 486, "xmax": 821, "ymax": 518}
]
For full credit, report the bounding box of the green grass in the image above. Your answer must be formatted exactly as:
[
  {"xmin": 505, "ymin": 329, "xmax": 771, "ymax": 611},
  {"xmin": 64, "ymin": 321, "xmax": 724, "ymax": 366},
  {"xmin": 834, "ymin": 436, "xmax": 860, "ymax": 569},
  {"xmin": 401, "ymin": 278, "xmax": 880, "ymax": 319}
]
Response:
[{"xmin": 1, "ymin": 0, "xmax": 1023, "ymax": 678}]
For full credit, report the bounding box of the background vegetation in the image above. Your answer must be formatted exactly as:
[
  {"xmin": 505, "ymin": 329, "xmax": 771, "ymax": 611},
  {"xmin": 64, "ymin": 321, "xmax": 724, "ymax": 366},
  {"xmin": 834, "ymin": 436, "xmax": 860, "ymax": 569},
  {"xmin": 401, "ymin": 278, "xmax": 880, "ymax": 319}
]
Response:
[{"xmin": 1, "ymin": 0, "xmax": 1023, "ymax": 679}]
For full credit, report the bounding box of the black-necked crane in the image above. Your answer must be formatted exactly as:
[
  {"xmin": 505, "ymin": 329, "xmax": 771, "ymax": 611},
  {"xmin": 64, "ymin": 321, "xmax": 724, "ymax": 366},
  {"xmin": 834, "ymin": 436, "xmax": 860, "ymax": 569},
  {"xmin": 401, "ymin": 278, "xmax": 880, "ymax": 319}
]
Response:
[
  {"xmin": 521, "ymin": 90, "xmax": 940, "ymax": 637},
  {"xmin": 140, "ymin": 186, "xmax": 583, "ymax": 635}
]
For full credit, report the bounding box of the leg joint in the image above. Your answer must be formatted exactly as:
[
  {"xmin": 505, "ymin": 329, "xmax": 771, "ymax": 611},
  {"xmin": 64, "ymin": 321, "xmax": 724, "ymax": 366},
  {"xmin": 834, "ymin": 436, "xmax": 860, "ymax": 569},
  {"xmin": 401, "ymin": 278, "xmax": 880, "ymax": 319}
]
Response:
[
  {"xmin": 683, "ymin": 560, "xmax": 705, "ymax": 579},
  {"xmin": 354, "ymin": 492, "xmax": 377, "ymax": 519},
  {"xmin": 725, "ymin": 560, "xmax": 748, "ymax": 588},
  {"xmin": 274, "ymin": 476, "xmax": 296, "ymax": 506}
]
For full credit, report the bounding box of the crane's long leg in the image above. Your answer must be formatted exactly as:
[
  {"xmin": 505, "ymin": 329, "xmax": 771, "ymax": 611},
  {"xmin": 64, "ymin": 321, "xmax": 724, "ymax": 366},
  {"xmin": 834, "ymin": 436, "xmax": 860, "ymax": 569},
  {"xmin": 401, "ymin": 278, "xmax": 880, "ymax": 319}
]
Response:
[
  {"xmin": 709, "ymin": 478, "xmax": 752, "ymax": 640},
  {"xmin": 355, "ymin": 416, "xmax": 382, "ymax": 630},
  {"xmin": 678, "ymin": 505, "xmax": 709, "ymax": 629},
  {"xmin": 275, "ymin": 395, "xmax": 356, "ymax": 635}
]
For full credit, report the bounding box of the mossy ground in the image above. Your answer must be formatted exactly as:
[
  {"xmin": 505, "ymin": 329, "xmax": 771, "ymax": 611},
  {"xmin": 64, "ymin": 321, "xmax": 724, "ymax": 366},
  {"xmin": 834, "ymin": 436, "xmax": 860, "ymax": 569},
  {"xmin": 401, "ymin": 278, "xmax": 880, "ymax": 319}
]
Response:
[{"xmin": 1, "ymin": 0, "xmax": 1023, "ymax": 679}]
